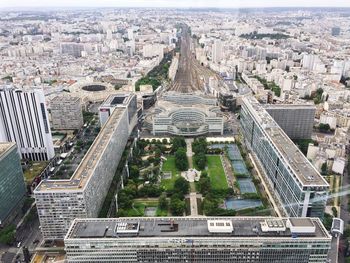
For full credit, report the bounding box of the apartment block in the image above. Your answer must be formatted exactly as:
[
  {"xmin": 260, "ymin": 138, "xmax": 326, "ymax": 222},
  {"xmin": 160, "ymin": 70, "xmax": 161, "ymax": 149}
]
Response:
[
  {"xmin": 34, "ymin": 94, "xmax": 137, "ymax": 240},
  {"xmin": 50, "ymin": 95, "xmax": 84, "ymax": 130}
]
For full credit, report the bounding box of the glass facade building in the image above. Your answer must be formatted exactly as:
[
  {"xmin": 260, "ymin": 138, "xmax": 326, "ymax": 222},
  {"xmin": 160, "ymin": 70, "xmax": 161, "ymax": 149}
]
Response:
[
  {"xmin": 240, "ymin": 97, "xmax": 329, "ymax": 218},
  {"xmin": 0, "ymin": 142, "xmax": 26, "ymax": 224}
]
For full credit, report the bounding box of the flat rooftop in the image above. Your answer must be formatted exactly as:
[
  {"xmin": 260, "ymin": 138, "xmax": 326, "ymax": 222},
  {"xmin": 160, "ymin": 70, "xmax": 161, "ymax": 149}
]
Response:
[
  {"xmin": 264, "ymin": 104, "xmax": 316, "ymax": 110},
  {"xmin": 101, "ymin": 93, "xmax": 133, "ymax": 107},
  {"xmin": 65, "ymin": 217, "xmax": 330, "ymax": 240},
  {"xmin": 35, "ymin": 107, "xmax": 125, "ymax": 192},
  {"xmin": 244, "ymin": 97, "xmax": 328, "ymax": 187},
  {"xmin": 0, "ymin": 142, "xmax": 15, "ymax": 156}
]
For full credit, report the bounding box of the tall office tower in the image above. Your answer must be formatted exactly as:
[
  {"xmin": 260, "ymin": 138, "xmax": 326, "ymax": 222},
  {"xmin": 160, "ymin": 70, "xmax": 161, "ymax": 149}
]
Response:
[
  {"xmin": 265, "ymin": 104, "xmax": 316, "ymax": 139},
  {"xmin": 60, "ymin": 43, "xmax": 85, "ymax": 58},
  {"xmin": 0, "ymin": 87, "xmax": 55, "ymax": 161},
  {"xmin": 64, "ymin": 217, "xmax": 331, "ymax": 263},
  {"xmin": 302, "ymin": 54, "xmax": 319, "ymax": 70},
  {"xmin": 127, "ymin": 28, "xmax": 134, "ymax": 40},
  {"xmin": 212, "ymin": 39, "xmax": 223, "ymax": 64},
  {"xmin": 0, "ymin": 142, "xmax": 26, "ymax": 225},
  {"xmin": 50, "ymin": 95, "xmax": 84, "ymax": 130},
  {"xmin": 331, "ymin": 27, "xmax": 341, "ymax": 36},
  {"xmin": 240, "ymin": 97, "xmax": 329, "ymax": 218},
  {"xmin": 34, "ymin": 94, "xmax": 137, "ymax": 240}
]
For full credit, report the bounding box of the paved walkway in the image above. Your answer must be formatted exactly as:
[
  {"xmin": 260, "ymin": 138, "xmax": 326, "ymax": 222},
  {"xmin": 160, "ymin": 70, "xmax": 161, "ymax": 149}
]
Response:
[
  {"xmin": 185, "ymin": 138, "xmax": 194, "ymax": 168},
  {"xmin": 189, "ymin": 193, "xmax": 198, "ymax": 216},
  {"xmin": 185, "ymin": 138, "xmax": 199, "ymax": 216}
]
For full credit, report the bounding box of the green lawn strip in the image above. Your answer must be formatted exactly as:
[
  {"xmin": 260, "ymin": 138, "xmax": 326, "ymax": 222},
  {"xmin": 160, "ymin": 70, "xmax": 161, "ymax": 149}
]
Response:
[
  {"xmin": 161, "ymin": 156, "xmax": 180, "ymax": 191},
  {"xmin": 162, "ymin": 156, "xmax": 178, "ymax": 176},
  {"xmin": 23, "ymin": 162, "xmax": 48, "ymax": 183},
  {"xmin": 207, "ymin": 155, "xmax": 228, "ymax": 190},
  {"xmin": 156, "ymin": 207, "xmax": 168, "ymax": 216}
]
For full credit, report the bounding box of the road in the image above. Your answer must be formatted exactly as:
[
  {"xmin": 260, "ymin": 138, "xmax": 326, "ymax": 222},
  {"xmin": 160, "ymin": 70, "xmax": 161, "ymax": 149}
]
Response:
[{"xmin": 1, "ymin": 208, "xmax": 42, "ymax": 263}]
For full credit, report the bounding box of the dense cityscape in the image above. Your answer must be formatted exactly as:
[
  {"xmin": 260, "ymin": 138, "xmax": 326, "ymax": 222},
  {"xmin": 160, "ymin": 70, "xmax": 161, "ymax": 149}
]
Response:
[{"xmin": 0, "ymin": 3, "xmax": 350, "ymax": 263}]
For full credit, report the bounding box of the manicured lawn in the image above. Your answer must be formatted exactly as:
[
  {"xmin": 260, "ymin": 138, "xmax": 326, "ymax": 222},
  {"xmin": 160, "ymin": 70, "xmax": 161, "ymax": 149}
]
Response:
[
  {"xmin": 207, "ymin": 155, "xmax": 228, "ymax": 190},
  {"xmin": 124, "ymin": 199, "xmax": 168, "ymax": 217},
  {"xmin": 161, "ymin": 156, "xmax": 180, "ymax": 191},
  {"xmin": 162, "ymin": 156, "xmax": 178, "ymax": 176}
]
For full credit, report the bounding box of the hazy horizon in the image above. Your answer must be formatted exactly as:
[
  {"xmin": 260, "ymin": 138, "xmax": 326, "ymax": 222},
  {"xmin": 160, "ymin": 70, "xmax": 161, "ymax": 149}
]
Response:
[{"xmin": 2, "ymin": 0, "xmax": 350, "ymax": 9}]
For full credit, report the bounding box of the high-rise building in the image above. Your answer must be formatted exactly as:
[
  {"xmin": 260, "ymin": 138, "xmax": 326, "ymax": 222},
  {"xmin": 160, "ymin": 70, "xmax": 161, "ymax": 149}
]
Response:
[
  {"xmin": 265, "ymin": 104, "xmax": 315, "ymax": 139},
  {"xmin": 0, "ymin": 142, "xmax": 26, "ymax": 225},
  {"xmin": 50, "ymin": 95, "xmax": 84, "ymax": 130},
  {"xmin": 331, "ymin": 27, "xmax": 341, "ymax": 36},
  {"xmin": 240, "ymin": 97, "xmax": 329, "ymax": 218},
  {"xmin": 212, "ymin": 39, "xmax": 223, "ymax": 64},
  {"xmin": 34, "ymin": 94, "xmax": 137, "ymax": 240},
  {"xmin": 60, "ymin": 43, "xmax": 85, "ymax": 58},
  {"xmin": 64, "ymin": 216, "xmax": 331, "ymax": 263},
  {"xmin": 0, "ymin": 87, "xmax": 55, "ymax": 161}
]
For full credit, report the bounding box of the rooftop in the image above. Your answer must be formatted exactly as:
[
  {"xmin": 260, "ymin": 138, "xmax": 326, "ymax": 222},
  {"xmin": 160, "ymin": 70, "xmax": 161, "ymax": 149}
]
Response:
[
  {"xmin": 101, "ymin": 93, "xmax": 134, "ymax": 108},
  {"xmin": 35, "ymin": 107, "xmax": 125, "ymax": 192},
  {"xmin": 244, "ymin": 97, "xmax": 329, "ymax": 187},
  {"xmin": 65, "ymin": 217, "xmax": 330, "ymax": 240},
  {"xmin": 0, "ymin": 142, "xmax": 15, "ymax": 157}
]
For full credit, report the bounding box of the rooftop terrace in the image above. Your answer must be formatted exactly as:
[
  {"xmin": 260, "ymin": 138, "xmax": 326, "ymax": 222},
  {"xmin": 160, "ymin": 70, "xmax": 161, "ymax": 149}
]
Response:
[
  {"xmin": 0, "ymin": 142, "xmax": 15, "ymax": 156},
  {"xmin": 66, "ymin": 217, "xmax": 330, "ymax": 240},
  {"xmin": 244, "ymin": 97, "xmax": 328, "ymax": 187},
  {"xmin": 35, "ymin": 107, "xmax": 125, "ymax": 192}
]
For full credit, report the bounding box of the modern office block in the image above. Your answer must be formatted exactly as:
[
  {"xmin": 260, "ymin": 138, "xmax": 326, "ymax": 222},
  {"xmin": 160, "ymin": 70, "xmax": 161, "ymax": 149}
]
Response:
[
  {"xmin": 265, "ymin": 104, "xmax": 316, "ymax": 139},
  {"xmin": 98, "ymin": 93, "xmax": 138, "ymax": 128},
  {"xmin": 64, "ymin": 216, "xmax": 331, "ymax": 263},
  {"xmin": 0, "ymin": 87, "xmax": 55, "ymax": 161},
  {"xmin": 50, "ymin": 95, "xmax": 84, "ymax": 130},
  {"xmin": 0, "ymin": 142, "xmax": 26, "ymax": 225},
  {"xmin": 240, "ymin": 97, "xmax": 329, "ymax": 218},
  {"xmin": 34, "ymin": 93, "xmax": 137, "ymax": 240}
]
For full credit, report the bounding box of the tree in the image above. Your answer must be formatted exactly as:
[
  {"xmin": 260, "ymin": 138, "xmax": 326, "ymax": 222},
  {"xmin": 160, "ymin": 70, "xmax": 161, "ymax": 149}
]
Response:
[
  {"xmin": 159, "ymin": 194, "xmax": 168, "ymax": 210},
  {"xmin": 194, "ymin": 152, "xmax": 207, "ymax": 170},
  {"xmin": 192, "ymin": 137, "xmax": 207, "ymax": 154},
  {"xmin": 198, "ymin": 171, "xmax": 211, "ymax": 196},
  {"xmin": 129, "ymin": 165, "xmax": 140, "ymax": 179},
  {"xmin": 171, "ymin": 137, "xmax": 186, "ymax": 152},
  {"xmin": 319, "ymin": 123, "xmax": 331, "ymax": 133},
  {"xmin": 0, "ymin": 225, "xmax": 16, "ymax": 245},
  {"xmin": 321, "ymin": 162, "xmax": 328, "ymax": 175},
  {"xmin": 174, "ymin": 177, "xmax": 190, "ymax": 197},
  {"xmin": 174, "ymin": 147, "xmax": 188, "ymax": 171},
  {"xmin": 170, "ymin": 195, "xmax": 185, "ymax": 216},
  {"xmin": 155, "ymin": 148, "xmax": 161, "ymax": 158}
]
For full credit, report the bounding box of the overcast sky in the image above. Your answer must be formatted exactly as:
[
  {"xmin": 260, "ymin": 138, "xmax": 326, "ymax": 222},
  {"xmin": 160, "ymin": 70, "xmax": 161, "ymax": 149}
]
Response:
[{"xmin": 2, "ymin": 0, "xmax": 350, "ymax": 8}]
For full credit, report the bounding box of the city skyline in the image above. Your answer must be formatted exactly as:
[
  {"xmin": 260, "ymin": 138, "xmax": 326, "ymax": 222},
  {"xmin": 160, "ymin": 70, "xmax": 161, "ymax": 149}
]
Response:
[{"xmin": 2, "ymin": 0, "xmax": 350, "ymax": 8}]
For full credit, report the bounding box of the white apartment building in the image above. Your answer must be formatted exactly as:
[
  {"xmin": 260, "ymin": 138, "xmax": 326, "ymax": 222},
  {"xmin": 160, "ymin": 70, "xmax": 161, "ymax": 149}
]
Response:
[
  {"xmin": 50, "ymin": 95, "xmax": 84, "ymax": 130},
  {"xmin": 0, "ymin": 87, "xmax": 54, "ymax": 161},
  {"xmin": 34, "ymin": 94, "xmax": 137, "ymax": 240},
  {"xmin": 212, "ymin": 39, "xmax": 223, "ymax": 64}
]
